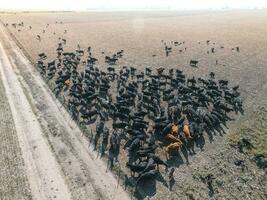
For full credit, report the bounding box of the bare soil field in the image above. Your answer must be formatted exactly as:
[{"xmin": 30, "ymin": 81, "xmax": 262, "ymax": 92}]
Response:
[{"xmin": 0, "ymin": 10, "xmax": 266, "ymax": 199}]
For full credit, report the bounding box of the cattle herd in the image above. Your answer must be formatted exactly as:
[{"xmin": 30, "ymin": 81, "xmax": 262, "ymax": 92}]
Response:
[{"xmin": 36, "ymin": 38, "xmax": 243, "ymax": 193}]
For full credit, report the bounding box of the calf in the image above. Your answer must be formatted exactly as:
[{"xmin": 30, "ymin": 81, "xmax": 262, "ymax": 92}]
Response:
[{"xmin": 190, "ymin": 60, "xmax": 198, "ymax": 67}]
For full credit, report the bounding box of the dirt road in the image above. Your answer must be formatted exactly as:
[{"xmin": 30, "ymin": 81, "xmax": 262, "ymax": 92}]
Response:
[
  {"xmin": 0, "ymin": 24, "xmax": 72, "ymax": 200},
  {"xmin": 0, "ymin": 59, "xmax": 31, "ymax": 199},
  {"xmin": 0, "ymin": 23, "xmax": 130, "ymax": 200}
]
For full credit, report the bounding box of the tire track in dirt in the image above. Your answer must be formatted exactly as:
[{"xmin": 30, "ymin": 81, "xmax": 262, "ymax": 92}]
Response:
[
  {"xmin": 0, "ymin": 62, "xmax": 32, "ymax": 200},
  {"xmin": 0, "ymin": 23, "xmax": 130, "ymax": 200},
  {"xmin": 0, "ymin": 29, "xmax": 72, "ymax": 200}
]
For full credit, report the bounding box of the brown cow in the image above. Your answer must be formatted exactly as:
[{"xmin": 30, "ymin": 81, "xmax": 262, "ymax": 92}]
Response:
[
  {"xmin": 166, "ymin": 134, "xmax": 182, "ymax": 144},
  {"xmin": 183, "ymin": 124, "xmax": 192, "ymax": 140},
  {"xmin": 64, "ymin": 79, "xmax": 71, "ymax": 86},
  {"xmin": 165, "ymin": 142, "xmax": 183, "ymax": 159},
  {"xmin": 171, "ymin": 123, "xmax": 179, "ymax": 136}
]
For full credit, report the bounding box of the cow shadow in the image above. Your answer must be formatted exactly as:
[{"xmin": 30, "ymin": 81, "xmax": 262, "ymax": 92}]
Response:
[
  {"xmin": 166, "ymin": 151, "xmax": 184, "ymax": 167},
  {"xmin": 180, "ymin": 145, "xmax": 189, "ymax": 164},
  {"xmin": 156, "ymin": 172, "xmax": 169, "ymax": 188},
  {"xmin": 135, "ymin": 178, "xmax": 156, "ymax": 199},
  {"xmin": 134, "ymin": 172, "xmax": 168, "ymax": 200},
  {"xmin": 195, "ymin": 135, "xmax": 205, "ymax": 151}
]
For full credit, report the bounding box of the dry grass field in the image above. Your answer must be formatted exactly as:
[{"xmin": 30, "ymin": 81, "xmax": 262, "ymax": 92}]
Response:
[{"xmin": 0, "ymin": 10, "xmax": 266, "ymax": 199}]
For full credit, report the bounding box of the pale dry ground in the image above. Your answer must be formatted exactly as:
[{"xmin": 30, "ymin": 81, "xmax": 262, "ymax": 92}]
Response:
[
  {"xmin": 0, "ymin": 10, "xmax": 267, "ymax": 199},
  {"xmin": 0, "ymin": 52, "xmax": 32, "ymax": 200},
  {"xmin": 0, "ymin": 23, "xmax": 130, "ymax": 200},
  {"xmin": 1, "ymin": 10, "xmax": 267, "ymax": 105},
  {"xmin": 0, "ymin": 26, "xmax": 72, "ymax": 200}
]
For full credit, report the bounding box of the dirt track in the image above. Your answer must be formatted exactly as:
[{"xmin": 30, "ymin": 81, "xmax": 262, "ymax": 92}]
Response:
[
  {"xmin": 0, "ymin": 53, "xmax": 31, "ymax": 200},
  {"xmin": 0, "ymin": 23, "xmax": 129, "ymax": 200}
]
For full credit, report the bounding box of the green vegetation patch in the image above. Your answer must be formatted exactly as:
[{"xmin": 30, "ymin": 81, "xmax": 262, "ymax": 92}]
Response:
[{"xmin": 229, "ymin": 98, "xmax": 267, "ymax": 169}]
